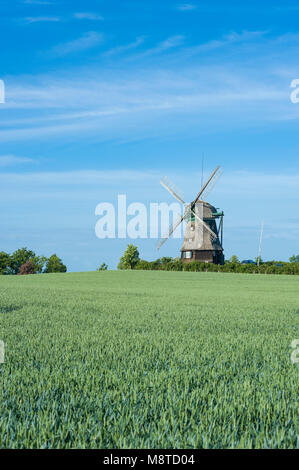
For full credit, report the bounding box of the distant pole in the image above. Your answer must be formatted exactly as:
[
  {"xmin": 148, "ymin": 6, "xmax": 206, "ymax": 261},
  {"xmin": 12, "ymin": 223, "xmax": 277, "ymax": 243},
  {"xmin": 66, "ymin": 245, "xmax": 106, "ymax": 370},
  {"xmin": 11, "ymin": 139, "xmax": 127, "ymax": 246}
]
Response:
[{"xmin": 257, "ymin": 221, "xmax": 264, "ymax": 267}]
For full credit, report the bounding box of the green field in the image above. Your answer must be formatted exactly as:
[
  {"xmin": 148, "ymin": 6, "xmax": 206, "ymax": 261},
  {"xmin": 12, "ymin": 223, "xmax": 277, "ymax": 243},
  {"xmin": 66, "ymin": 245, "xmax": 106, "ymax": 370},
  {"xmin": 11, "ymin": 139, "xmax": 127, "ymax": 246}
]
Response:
[{"xmin": 0, "ymin": 270, "xmax": 298, "ymax": 448}]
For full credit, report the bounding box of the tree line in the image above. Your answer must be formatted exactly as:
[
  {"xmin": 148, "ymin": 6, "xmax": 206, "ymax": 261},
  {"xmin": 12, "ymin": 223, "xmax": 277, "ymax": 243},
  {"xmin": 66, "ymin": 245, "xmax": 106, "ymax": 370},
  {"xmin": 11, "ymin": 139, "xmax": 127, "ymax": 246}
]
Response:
[
  {"xmin": 117, "ymin": 245, "xmax": 299, "ymax": 275},
  {"xmin": 0, "ymin": 248, "xmax": 66, "ymax": 275}
]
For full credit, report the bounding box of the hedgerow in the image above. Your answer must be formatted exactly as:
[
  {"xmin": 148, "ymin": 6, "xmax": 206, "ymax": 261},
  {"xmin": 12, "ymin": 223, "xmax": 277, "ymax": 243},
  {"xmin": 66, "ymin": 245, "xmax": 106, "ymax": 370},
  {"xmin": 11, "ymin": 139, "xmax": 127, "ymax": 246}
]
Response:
[{"xmin": 135, "ymin": 259, "xmax": 299, "ymax": 275}]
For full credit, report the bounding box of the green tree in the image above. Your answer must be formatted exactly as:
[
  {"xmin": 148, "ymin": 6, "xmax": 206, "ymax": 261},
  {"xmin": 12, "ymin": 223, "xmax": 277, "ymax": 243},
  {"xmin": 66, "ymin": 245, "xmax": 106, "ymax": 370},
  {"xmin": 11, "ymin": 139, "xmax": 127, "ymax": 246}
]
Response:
[
  {"xmin": 289, "ymin": 254, "xmax": 299, "ymax": 263},
  {"xmin": 0, "ymin": 251, "xmax": 11, "ymax": 275},
  {"xmin": 44, "ymin": 254, "xmax": 67, "ymax": 273},
  {"xmin": 98, "ymin": 262, "xmax": 108, "ymax": 271},
  {"xmin": 118, "ymin": 244, "xmax": 140, "ymax": 270},
  {"xmin": 10, "ymin": 247, "xmax": 40, "ymax": 274},
  {"xmin": 34, "ymin": 256, "xmax": 48, "ymax": 273},
  {"xmin": 229, "ymin": 255, "xmax": 240, "ymax": 264}
]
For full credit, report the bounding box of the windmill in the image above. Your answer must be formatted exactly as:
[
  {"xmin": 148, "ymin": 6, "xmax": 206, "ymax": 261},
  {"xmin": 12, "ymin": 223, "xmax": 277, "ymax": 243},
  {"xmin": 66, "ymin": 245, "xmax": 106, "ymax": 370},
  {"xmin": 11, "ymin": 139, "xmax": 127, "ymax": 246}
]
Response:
[{"xmin": 158, "ymin": 166, "xmax": 225, "ymax": 265}]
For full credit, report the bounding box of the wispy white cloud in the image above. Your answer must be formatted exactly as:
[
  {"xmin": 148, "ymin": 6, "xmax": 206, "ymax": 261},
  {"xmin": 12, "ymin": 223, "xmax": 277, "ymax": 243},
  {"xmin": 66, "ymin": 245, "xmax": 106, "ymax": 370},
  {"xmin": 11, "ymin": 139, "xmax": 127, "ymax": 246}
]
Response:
[
  {"xmin": 0, "ymin": 62, "xmax": 293, "ymax": 142},
  {"xmin": 1, "ymin": 169, "xmax": 298, "ymax": 197},
  {"xmin": 177, "ymin": 4, "xmax": 197, "ymax": 11},
  {"xmin": 0, "ymin": 169, "xmax": 155, "ymax": 185},
  {"xmin": 2, "ymin": 79, "xmax": 286, "ymax": 114},
  {"xmin": 74, "ymin": 12, "xmax": 103, "ymax": 21},
  {"xmin": 24, "ymin": 0, "xmax": 54, "ymax": 4},
  {"xmin": 103, "ymin": 37, "xmax": 145, "ymax": 57},
  {"xmin": 1, "ymin": 31, "xmax": 298, "ymax": 142},
  {"xmin": 130, "ymin": 35, "xmax": 185, "ymax": 59},
  {"xmin": 49, "ymin": 31, "xmax": 103, "ymax": 56},
  {"xmin": 0, "ymin": 155, "xmax": 35, "ymax": 166},
  {"xmin": 25, "ymin": 16, "xmax": 61, "ymax": 23},
  {"xmin": 157, "ymin": 35, "xmax": 185, "ymax": 51},
  {"xmin": 225, "ymin": 30, "xmax": 267, "ymax": 42},
  {"xmin": 183, "ymin": 30, "xmax": 268, "ymax": 56}
]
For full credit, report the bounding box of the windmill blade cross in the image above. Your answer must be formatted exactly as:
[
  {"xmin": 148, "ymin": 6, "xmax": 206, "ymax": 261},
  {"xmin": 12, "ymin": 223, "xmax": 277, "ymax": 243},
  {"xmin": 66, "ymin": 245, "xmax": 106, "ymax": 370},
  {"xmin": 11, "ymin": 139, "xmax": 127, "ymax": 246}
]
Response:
[
  {"xmin": 193, "ymin": 165, "xmax": 221, "ymax": 204},
  {"xmin": 190, "ymin": 206, "xmax": 218, "ymax": 240},
  {"xmin": 157, "ymin": 211, "xmax": 187, "ymax": 250},
  {"xmin": 200, "ymin": 168, "xmax": 223, "ymax": 201},
  {"xmin": 157, "ymin": 202, "xmax": 217, "ymax": 250},
  {"xmin": 159, "ymin": 168, "xmax": 220, "ymax": 250},
  {"xmin": 158, "ymin": 177, "xmax": 187, "ymax": 250},
  {"xmin": 160, "ymin": 177, "xmax": 185, "ymax": 205}
]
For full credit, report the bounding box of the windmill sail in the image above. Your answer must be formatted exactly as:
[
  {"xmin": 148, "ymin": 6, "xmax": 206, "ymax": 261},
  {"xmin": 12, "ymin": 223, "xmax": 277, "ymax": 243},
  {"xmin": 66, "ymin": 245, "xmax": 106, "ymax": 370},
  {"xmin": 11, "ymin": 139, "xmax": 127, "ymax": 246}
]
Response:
[
  {"xmin": 159, "ymin": 165, "xmax": 225, "ymax": 265},
  {"xmin": 200, "ymin": 168, "xmax": 223, "ymax": 201}
]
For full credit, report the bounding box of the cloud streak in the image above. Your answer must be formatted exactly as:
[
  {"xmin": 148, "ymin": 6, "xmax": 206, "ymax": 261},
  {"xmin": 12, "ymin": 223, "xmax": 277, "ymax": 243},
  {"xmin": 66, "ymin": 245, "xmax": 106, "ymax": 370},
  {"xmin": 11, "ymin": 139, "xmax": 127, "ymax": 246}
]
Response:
[
  {"xmin": 24, "ymin": 0, "xmax": 54, "ymax": 4},
  {"xmin": 131, "ymin": 35, "xmax": 185, "ymax": 59},
  {"xmin": 103, "ymin": 37, "xmax": 145, "ymax": 57},
  {"xmin": 0, "ymin": 31, "xmax": 298, "ymax": 142},
  {"xmin": 74, "ymin": 12, "xmax": 103, "ymax": 21},
  {"xmin": 177, "ymin": 4, "xmax": 197, "ymax": 11},
  {"xmin": 1, "ymin": 169, "xmax": 298, "ymax": 197},
  {"xmin": 0, "ymin": 67, "xmax": 292, "ymax": 142},
  {"xmin": 25, "ymin": 16, "xmax": 61, "ymax": 23},
  {"xmin": 182, "ymin": 30, "xmax": 268, "ymax": 56},
  {"xmin": 0, "ymin": 155, "xmax": 35, "ymax": 166},
  {"xmin": 49, "ymin": 31, "xmax": 103, "ymax": 56}
]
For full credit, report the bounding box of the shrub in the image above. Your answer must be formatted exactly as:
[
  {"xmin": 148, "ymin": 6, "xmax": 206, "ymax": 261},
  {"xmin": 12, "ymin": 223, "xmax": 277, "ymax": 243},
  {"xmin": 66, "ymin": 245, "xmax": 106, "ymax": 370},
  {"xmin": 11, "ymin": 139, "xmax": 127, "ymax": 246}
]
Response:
[
  {"xmin": 133, "ymin": 257, "xmax": 299, "ymax": 276},
  {"xmin": 98, "ymin": 263, "xmax": 108, "ymax": 271},
  {"xmin": 135, "ymin": 260, "xmax": 151, "ymax": 270},
  {"xmin": 18, "ymin": 260, "xmax": 37, "ymax": 275}
]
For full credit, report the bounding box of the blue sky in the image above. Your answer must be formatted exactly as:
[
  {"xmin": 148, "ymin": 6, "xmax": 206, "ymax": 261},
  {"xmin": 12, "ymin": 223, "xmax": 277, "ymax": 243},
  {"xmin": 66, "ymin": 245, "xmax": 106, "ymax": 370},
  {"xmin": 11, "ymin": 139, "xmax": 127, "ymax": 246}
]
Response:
[{"xmin": 0, "ymin": 0, "xmax": 299, "ymax": 270}]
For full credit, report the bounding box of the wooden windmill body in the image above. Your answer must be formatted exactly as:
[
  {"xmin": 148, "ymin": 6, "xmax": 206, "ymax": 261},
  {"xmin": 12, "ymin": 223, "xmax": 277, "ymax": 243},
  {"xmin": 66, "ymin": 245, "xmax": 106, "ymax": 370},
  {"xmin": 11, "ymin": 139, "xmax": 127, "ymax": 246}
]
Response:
[
  {"xmin": 159, "ymin": 166, "xmax": 224, "ymax": 265},
  {"xmin": 181, "ymin": 200, "xmax": 224, "ymax": 264}
]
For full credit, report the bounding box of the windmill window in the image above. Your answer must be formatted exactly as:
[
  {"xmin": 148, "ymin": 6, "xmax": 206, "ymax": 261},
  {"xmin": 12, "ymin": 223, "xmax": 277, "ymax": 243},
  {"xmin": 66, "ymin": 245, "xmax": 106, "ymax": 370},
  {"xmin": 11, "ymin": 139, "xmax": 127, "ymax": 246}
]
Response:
[{"xmin": 184, "ymin": 251, "xmax": 193, "ymax": 259}]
